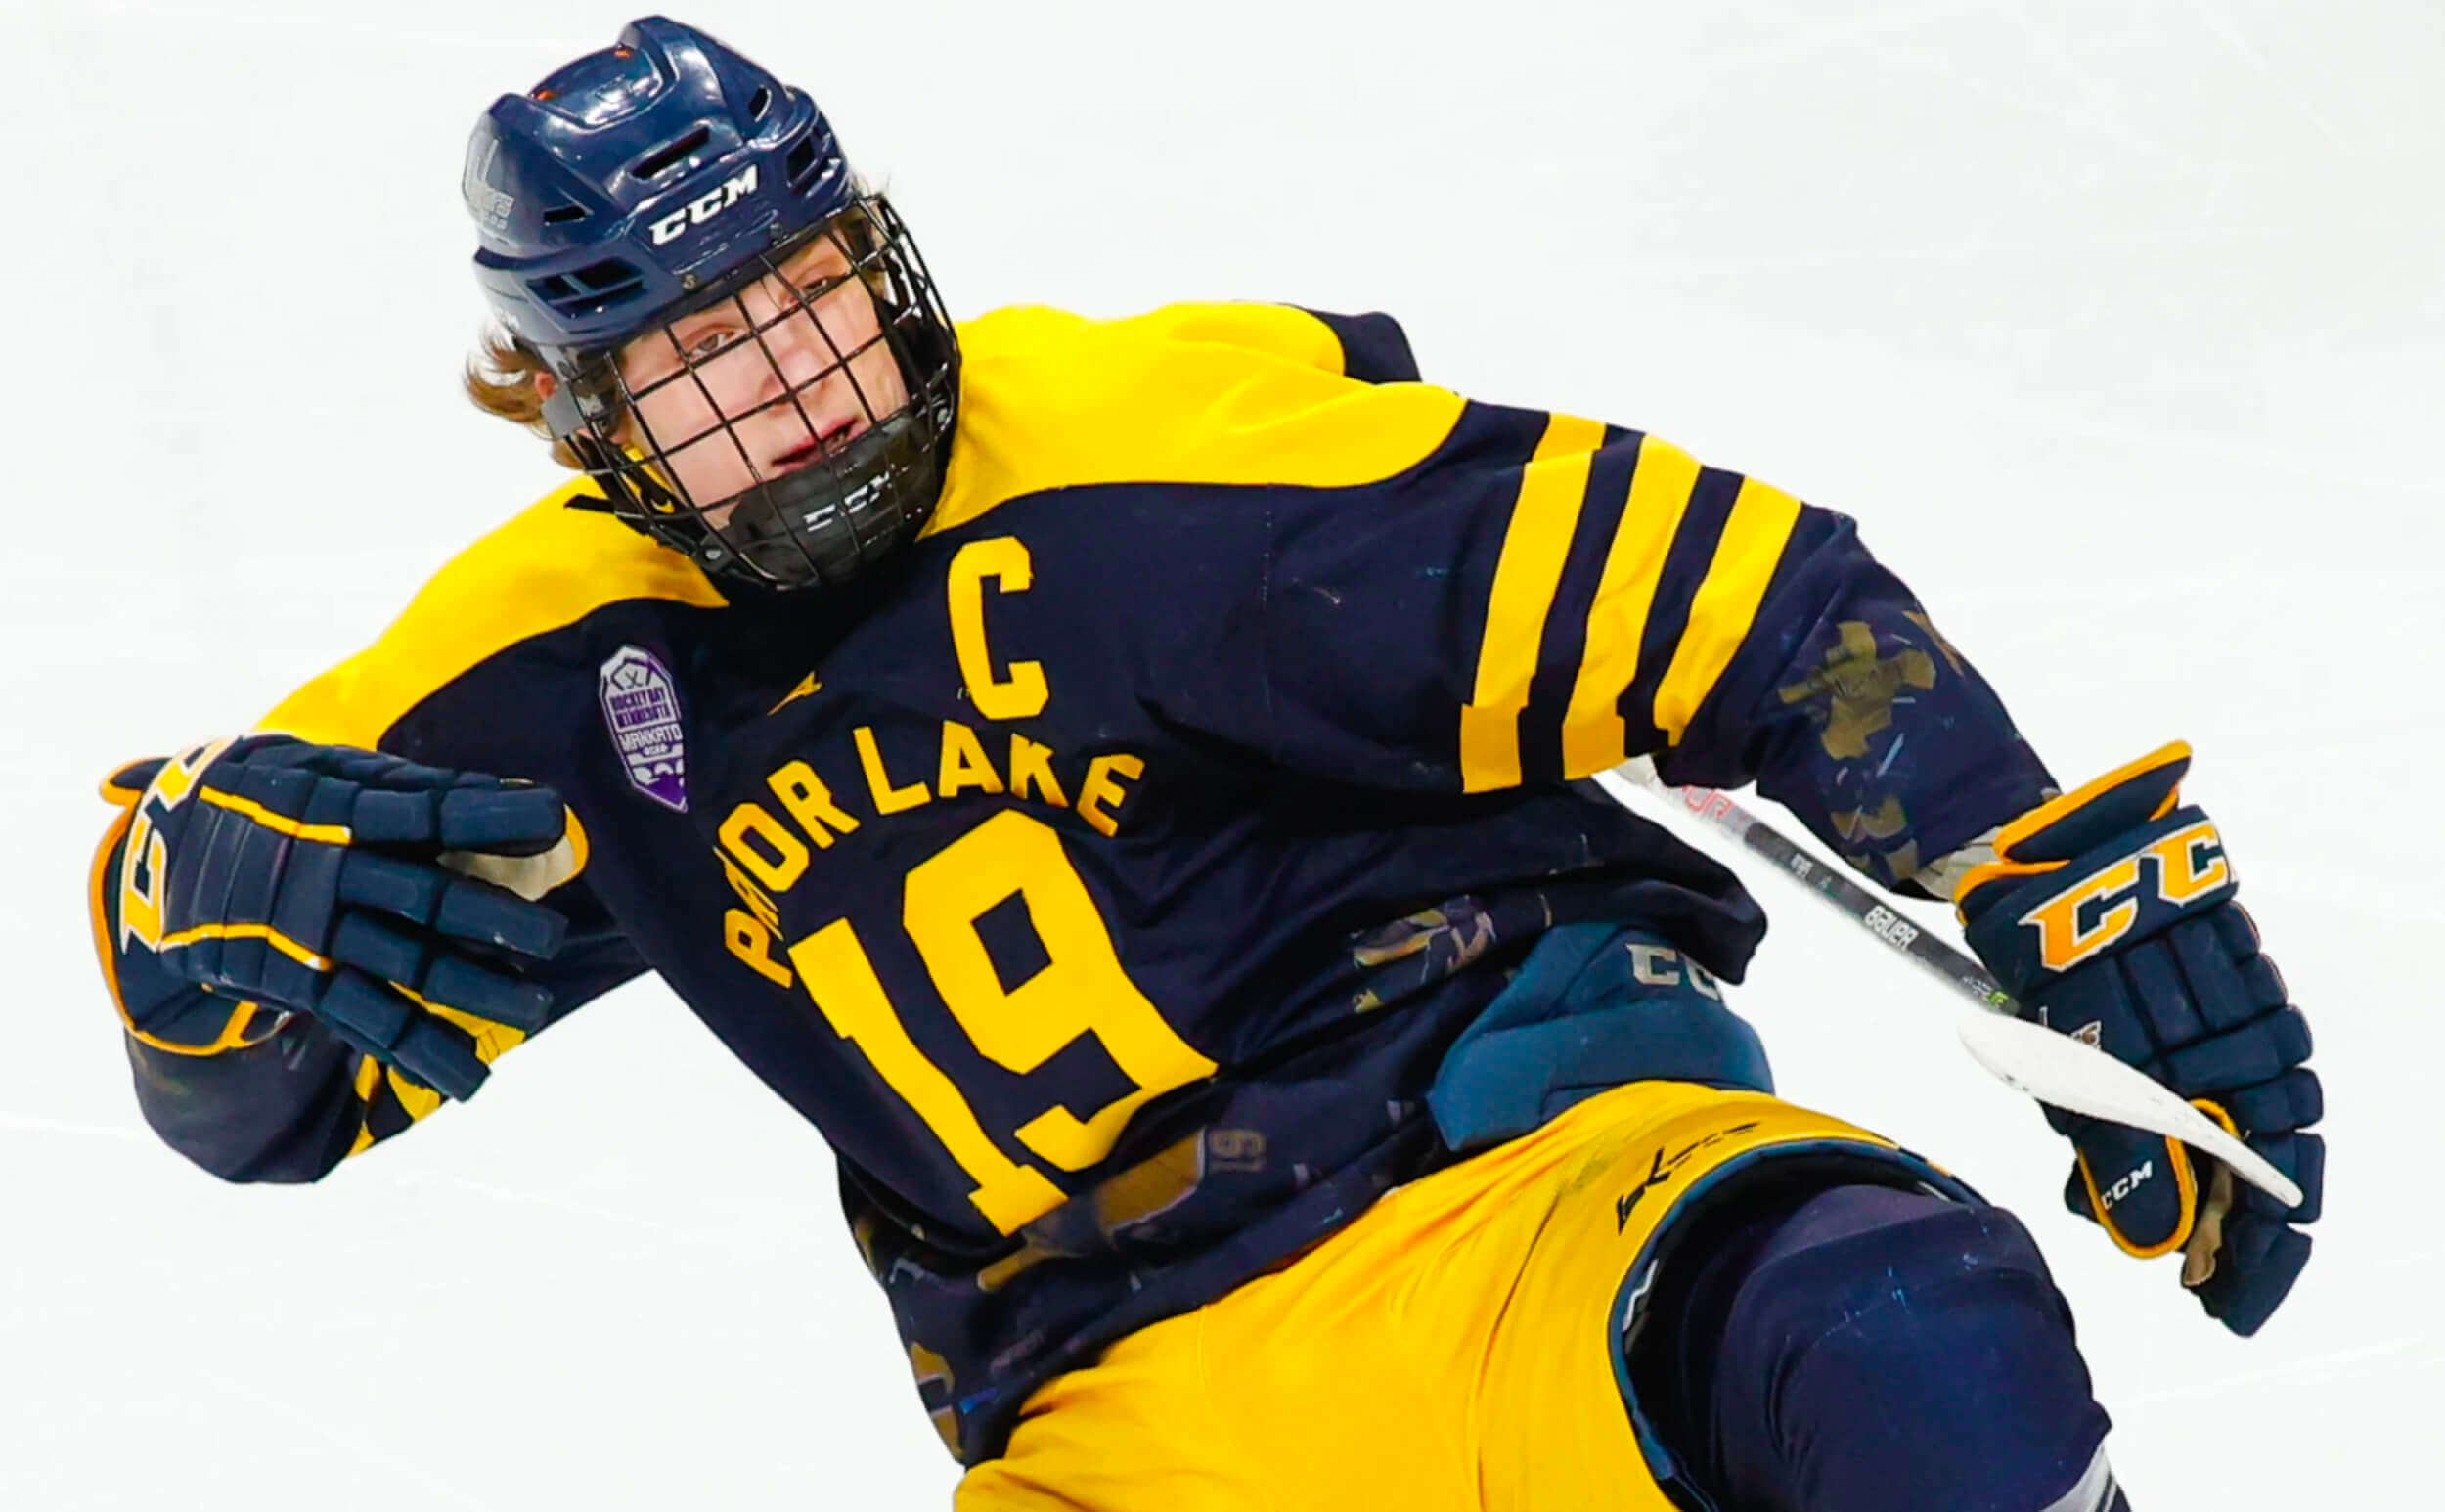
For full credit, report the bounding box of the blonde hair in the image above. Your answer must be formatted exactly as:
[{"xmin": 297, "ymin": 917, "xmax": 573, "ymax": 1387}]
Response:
[{"xmin": 463, "ymin": 331, "xmax": 599, "ymax": 471}]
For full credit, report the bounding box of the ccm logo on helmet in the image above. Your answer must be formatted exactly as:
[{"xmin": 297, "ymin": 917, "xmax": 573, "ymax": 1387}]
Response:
[
  {"xmin": 650, "ymin": 165, "xmax": 759, "ymax": 246},
  {"xmin": 2018, "ymin": 819, "xmax": 2229, "ymax": 973}
]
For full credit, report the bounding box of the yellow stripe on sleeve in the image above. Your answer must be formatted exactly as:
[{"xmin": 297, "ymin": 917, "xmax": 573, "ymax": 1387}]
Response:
[
  {"xmin": 1458, "ymin": 414, "xmax": 1608, "ymax": 792},
  {"xmin": 333, "ymin": 987, "xmax": 535, "ymax": 1160},
  {"xmin": 402, "ymin": 985, "xmax": 532, "ymax": 1065},
  {"xmin": 1558, "ymin": 434, "xmax": 1705, "ymax": 777},
  {"xmin": 385, "ymin": 1067, "xmax": 445, "ymax": 1125},
  {"xmin": 1651, "ymin": 476, "xmax": 1805, "ymax": 744},
  {"xmin": 341, "ymin": 1055, "xmax": 386, "ymax": 1157}
]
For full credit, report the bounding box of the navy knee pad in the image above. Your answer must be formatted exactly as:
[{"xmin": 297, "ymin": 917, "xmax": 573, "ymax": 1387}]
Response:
[{"xmin": 1634, "ymin": 1181, "xmax": 2122, "ymax": 1512}]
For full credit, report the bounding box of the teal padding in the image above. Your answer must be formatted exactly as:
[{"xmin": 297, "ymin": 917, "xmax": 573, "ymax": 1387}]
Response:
[{"xmin": 1427, "ymin": 924, "xmax": 1774, "ymax": 1155}]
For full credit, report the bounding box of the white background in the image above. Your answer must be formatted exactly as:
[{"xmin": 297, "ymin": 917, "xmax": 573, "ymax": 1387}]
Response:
[{"xmin": 8, "ymin": 2, "xmax": 2442, "ymax": 1507}]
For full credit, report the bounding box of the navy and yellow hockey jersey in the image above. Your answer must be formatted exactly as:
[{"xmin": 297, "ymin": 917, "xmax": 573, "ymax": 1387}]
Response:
[{"xmin": 90, "ymin": 302, "xmax": 2052, "ymax": 1462}]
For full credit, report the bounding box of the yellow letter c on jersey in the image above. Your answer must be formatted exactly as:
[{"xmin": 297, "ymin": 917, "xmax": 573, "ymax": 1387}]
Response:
[
  {"xmin": 948, "ymin": 537, "xmax": 1049, "ymax": 721},
  {"xmin": 2018, "ymin": 819, "xmax": 2230, "ymax": 973}
]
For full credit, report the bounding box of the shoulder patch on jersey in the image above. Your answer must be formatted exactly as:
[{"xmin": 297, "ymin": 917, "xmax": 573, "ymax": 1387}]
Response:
[
  {"xmin": 924, "ymin": 303, "xmax": 1466, "ymax": 538},
  {"xmin": 265, "ymin": 476, "xmax": 728, "ymax": 748}
]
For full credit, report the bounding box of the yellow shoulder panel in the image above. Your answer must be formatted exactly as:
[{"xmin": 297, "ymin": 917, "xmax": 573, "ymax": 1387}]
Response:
[
  {"xmin": 924, "ymin": 303, "xmax": 1467, "ymax": 537},
  {"xmin": 265, "ymin": 476, "xmax": 728, "ymax": 748}
]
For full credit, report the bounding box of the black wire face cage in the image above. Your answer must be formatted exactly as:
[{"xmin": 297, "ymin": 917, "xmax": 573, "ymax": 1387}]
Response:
[{"xmin": 555, "ymin": 194, "xmax": 960, "ymax": 593}]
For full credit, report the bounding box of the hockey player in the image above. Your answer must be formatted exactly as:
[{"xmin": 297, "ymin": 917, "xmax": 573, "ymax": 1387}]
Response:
[{"xmin": 88, "ymin": 18, "xmax": 2323, "ymax": 1511}]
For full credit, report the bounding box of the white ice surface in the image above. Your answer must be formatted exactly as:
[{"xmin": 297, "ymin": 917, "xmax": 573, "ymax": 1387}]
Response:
[{"xmin": 6, "ymin": 2, "xmax": 2441, "ymax": 1507}]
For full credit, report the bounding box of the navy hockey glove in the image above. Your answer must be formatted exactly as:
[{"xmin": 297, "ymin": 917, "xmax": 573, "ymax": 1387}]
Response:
[
  {"xmin": 106, "ymin": 735, "xmax": 570, "ymax": 1101},
  {"xmin": 1956, "ymin": 742, "xmax": 2323, "ymax": 1335}
]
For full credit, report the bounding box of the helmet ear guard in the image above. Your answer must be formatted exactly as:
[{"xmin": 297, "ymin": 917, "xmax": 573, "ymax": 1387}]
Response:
[{"xmin": 467, "ymin": 19, "xmax": 958, "ymax": 593}]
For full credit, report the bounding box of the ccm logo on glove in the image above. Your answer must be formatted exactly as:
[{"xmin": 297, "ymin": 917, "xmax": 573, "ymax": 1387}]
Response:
[
  {"xmin": 1958, "ymin": 741, "xmax": 2322, "ymax": 1337},
  {"xmin": 117, "ymin": 737, "xmax": 238, "ymax": 953},
  {"xmin": 2019, "ymin": 819, "xmax": 2230, "ymax": 973},
  {"xmin": 100, "ymin": 734, "xmax": 573, "ymax": 1101},
  {"xmin": 2096, "ymin": 1159, "xmax": 2154, "ymax": 1212}
]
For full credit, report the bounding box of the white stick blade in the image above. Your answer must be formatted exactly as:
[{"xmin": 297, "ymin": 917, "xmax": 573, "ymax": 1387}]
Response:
[{"xmin": 1957, "ymin": 1012, "xmax": 2303, "ymax": 1209}]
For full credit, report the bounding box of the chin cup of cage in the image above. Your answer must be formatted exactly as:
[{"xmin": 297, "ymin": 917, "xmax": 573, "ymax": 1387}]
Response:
[{"xmin": 699, "ymin": 401, "xmax": 952, "ymax": 586}]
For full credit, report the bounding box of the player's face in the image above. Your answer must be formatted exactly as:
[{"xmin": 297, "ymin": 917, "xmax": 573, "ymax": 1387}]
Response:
[{"xmin": 615, "ymin": 229, "xmax": 911, "ymax": 523}]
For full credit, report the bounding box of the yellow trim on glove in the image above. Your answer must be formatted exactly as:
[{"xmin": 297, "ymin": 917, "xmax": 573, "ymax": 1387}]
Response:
[
  {"xmin": 1997, "ymin": 741, "xmax": 2191, "ymax": 853},
  {"xmin": 2074, "ymin": 1097, "xmax": 2244, "ymax": 1263},
  {"xmin": 1952, "ymin": 740, "xmax": 2193, "ymax": 917},
  {"xmin": 1946, "ymin": 856, "xmax": 2060, "ymax": 909},
  {"xmin": 2180, "ymin": 1100, "xmax": 2246, "ymax": 1288},
  {"xmin": 195, "ymin": 786, "xmax": 353, "ymax": 845},
  {"xmin": 90, "ymin": 804, "xmax": 274, "ymax": 1056},
  {"xmin": 156, "ymin": 921, "xmax": 333, "ymax": 974},
  {"xmin": 2078, "ymin": 1135, "xmax": 2200, "ymax": 1260}
]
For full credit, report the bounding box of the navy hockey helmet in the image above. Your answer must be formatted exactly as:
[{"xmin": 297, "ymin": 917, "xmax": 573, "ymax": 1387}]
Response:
[{"xmin": 465, "ymin": 17, "xmax": 958, "ymax": 592}]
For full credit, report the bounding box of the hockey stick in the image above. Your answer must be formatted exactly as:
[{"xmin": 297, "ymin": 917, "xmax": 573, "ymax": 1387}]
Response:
[{"xmin": 1593, "ymin": 759, "xmax": 2303, "ymax": 1209}]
